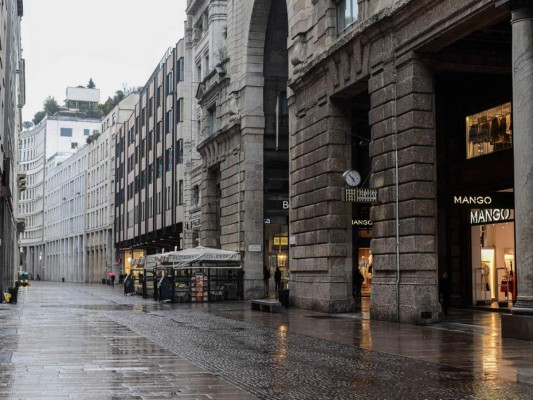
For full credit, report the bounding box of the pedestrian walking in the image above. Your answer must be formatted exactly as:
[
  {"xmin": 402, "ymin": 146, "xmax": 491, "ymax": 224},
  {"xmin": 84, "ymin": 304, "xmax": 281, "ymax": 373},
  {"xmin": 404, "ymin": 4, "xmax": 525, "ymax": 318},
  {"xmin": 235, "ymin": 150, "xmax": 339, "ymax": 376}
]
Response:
[
  {"xmin": 274, "ymin": 266, "xmax": 282, "ymax": 292},
  {"xmin": 111, "ymin": 274, "xmax": 116, "ymax": 287},
  {"xmin": 353, "ymin": 268, "xmax": 364, "ymax": 300},
  {"xmin": 439, "ymin": 272, "xmax": 452, "ymax": 316},
  {"xmin": 263, "ymin": 265, "xmax": 271, "ymax": 297}
]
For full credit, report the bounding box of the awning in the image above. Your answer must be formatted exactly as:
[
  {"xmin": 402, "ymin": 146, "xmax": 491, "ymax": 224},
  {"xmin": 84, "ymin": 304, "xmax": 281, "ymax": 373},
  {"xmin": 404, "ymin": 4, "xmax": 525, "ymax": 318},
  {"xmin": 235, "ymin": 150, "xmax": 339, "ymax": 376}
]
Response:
[{"xmin": 163, "ymin": 246, "xmax": 241, "ymax": 264}]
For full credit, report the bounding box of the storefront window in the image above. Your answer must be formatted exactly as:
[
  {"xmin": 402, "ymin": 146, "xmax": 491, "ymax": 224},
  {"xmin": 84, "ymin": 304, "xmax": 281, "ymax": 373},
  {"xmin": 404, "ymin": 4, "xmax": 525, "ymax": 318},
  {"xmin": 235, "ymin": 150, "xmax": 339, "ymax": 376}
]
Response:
[
  {"xmin": 358, "ymin": 248, "xmax": 372, "ymax": 296},
  {"xmin": 466, "ymin": 102, "xmax": 512, "ymax": 159},
  {"xmin": 265, "ymin": 224, "xmax": 289, "ymax": 290},
  {"xmin": 471, "ymin": 218, "xmax": 515, "ymax": 307}
]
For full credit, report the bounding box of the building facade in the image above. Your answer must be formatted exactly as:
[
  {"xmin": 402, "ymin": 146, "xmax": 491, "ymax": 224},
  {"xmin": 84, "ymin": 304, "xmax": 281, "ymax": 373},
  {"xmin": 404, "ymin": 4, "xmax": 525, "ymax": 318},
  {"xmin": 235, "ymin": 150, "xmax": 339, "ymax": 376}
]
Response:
[
  {"xmin": 115, "ymin": 41, "xmax": 186, "ymax": 272},
  {"xmin": 186, "ymin": 0, "xmax": 292, "ymax": 299},
  {"xmin": 0, "ymin": 0, "xmax": 24, "ymax": 294},
  {"xmin": 85, "ymin": 94, "xmax": 138, "ymax": 282},
  {"xmin": 19, "ymin": 113, "xmax": 100, "ymax": 279},
  {"xmin": 286, "ymin": 0, "xmax": 532, "ymax": 325},
  {"xmin": 43, "ymin": 149, "xmax": 88, "ymax": 282},
  {"xmin": 185, "ymin": 0, "xmax": 533, "ymax": 329}
]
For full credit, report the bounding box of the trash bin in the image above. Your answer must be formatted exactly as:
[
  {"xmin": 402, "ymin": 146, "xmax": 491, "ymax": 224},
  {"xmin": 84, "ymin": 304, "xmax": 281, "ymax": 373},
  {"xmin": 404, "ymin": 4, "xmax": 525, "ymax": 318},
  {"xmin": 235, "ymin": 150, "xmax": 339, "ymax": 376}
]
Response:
[
  {"xmin": 8, "ymin": 287, "xmax": 18, "ymax": 304},
  {"xmin": 62, "ymin": 277, "xmax": 65, "ymax": 282},
  {"xmin": 102, "ymin": 278, "xmax": 106, "ymax": 284},
  {"xmin": 278, "ymin": 289, "xmax": 289, "ymax": 308}
]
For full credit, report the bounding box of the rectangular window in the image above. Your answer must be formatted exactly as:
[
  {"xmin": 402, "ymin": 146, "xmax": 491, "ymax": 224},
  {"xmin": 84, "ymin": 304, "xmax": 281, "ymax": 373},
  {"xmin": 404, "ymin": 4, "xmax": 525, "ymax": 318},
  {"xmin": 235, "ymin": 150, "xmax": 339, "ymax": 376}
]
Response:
[
  {"xmin": 176, "ymin": 98, "xmax": 183, "ymax": 122},
  {"xmin": 60, "ymin": 128, "xmax": 73, "ymax": 137},
  {"xmin": 148, "ymin": 130, "xmax": 153, "ymax": 151},
  {"xmin": 166, "ymin": 110, "xmax": 173, "ymax": 133},
  {"xmin": 166, "ymin": 148, "xmax": 173, "ymax": 171},
  {"xmin": 156, "ymin": 86, "xmax": 162, "ymax": 107},
  {"xmin": 157, "ymin": 157, "xmax": 163, "ymax": 178},
  {"xmin": 83, "ymin": 129, "xmax": 90, "ymax": 136},
  {"xmin": 156, "ymin": 122, "xmax": 162, "ymax": 143},
  {"xmin": 175, "ymin": 139, "xmax": 183, "ymax": 164},
  {"xmin": 336, "ymin": 0, "xmax": 358, "ymax": 34},
  {"xmin": 148, "ymin": 163, "xmax": 154, "ymax": 184},
  {"xmin": 167, "ymin": 71, "xmax": 174, "ymax": 94},
  {"xmin": 178, "ymin": 180, "xmax": 184, "ymax": 205},
  {"xmin": 208, "ymin": 107, "xmax": 217, "ymax": 136},
  {"xmin": 466, "ymin": 102, "xmax": 512, "ymax": 159},
  {"xmin": 177, "ymin": 57, "xmax": 184, "ymax": 82}
]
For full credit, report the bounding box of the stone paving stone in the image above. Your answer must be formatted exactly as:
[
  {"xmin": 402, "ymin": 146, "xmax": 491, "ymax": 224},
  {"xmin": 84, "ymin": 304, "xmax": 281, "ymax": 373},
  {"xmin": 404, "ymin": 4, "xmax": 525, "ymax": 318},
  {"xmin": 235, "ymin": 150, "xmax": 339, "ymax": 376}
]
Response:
[
  {"xmin": 1, "ymin": 284, "xmax": 257, "ymax": 400},
  {"xmin": 3, "ymin": 282, "xmax": 533, "ymax": 399}
]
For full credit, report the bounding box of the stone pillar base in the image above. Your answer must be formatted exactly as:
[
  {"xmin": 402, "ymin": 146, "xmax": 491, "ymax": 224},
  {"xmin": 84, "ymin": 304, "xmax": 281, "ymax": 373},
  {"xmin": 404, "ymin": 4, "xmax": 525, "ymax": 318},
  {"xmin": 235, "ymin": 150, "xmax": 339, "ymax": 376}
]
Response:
[{"xmin": 501, "ymin": 314, "xmax": 533, "ymax": 341}]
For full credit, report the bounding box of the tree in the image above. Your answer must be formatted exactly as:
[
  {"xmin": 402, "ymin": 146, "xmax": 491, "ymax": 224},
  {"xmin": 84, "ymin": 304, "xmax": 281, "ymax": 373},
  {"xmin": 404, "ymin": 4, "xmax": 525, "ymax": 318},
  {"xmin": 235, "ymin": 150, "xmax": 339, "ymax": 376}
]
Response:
[
  {"xmin": 43, "ymin": 96, "xmax": 60, "ymax": 116},
  {"xmin": 32, "ymin": 111, "xmax": 46, "ymax": 125},
  {"xmin": 23, "ymin": 121, "xmax": 34, "ymax": 130},
  {"xmin": 87, "ymin": 78, "xmax": 96, "ymax": 88},
  {"xmin": 97, "ymin": 89, "xmax": 127, "ymax": 116}
]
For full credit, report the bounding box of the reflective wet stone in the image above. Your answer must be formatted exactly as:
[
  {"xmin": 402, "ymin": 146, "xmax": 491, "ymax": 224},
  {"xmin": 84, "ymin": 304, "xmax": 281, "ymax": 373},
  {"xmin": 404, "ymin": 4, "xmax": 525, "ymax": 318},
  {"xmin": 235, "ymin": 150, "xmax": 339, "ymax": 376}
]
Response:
[{"xmin": 1, "ymin": 282, "xmax": 533, "ymax": 399}]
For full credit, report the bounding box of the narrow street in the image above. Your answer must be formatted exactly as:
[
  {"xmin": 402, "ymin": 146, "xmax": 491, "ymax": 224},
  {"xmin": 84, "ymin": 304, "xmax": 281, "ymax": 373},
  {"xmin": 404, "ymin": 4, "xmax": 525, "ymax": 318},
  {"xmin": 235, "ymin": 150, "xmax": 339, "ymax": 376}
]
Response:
[{"xmin": 1, "ymin": 282, "xmax": 533, "ymax": 399}]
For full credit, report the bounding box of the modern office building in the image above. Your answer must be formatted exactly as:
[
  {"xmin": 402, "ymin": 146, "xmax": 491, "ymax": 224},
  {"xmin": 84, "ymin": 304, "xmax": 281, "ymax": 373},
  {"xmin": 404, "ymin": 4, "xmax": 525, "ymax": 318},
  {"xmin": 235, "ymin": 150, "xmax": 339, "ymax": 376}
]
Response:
[
  {"xmin": 43, "ymin": 148, "xmax": 88, "ymax": 282},
  {"xmin": 0, "ymin": 0, "xmax": 24, "ymax": 293},
  {"xmin": 85, "ymin": 93, "xmax": 138, "ymax": 282},
  {"xmin": 19, "ymin": 111, "xmax": 100, "ymax": 279},
  {"xmin": 115, "ymin": 40, "xmax": 186, "ymax": 272}
]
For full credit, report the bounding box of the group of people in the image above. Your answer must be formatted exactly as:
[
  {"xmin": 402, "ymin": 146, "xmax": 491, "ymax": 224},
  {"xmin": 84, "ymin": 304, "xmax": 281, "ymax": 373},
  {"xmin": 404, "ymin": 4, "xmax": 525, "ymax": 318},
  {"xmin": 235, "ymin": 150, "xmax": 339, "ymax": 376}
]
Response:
[{"xmin": 263, "ymin": 265, "xmax": 282, "ymax": 296}]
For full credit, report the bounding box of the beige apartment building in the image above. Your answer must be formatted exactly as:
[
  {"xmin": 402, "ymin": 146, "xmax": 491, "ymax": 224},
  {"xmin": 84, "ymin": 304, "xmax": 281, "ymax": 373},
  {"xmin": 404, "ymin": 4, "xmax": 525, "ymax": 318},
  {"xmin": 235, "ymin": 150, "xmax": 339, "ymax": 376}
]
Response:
[{"xmin": 115, "ymin": 40, "xmax": 187, "ymax": 270}]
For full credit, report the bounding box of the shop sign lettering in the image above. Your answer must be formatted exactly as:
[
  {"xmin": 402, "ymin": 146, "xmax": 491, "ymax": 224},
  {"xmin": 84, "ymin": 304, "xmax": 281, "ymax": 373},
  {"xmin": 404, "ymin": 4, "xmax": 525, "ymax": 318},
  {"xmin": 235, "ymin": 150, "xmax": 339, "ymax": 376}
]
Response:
[
  {"xmin": 352, "ymin": 219, "xmax": 373, "ymax": 226},
  {"xmin": 454, "ymin": 196, "xmax": 492, "ymax": 205},
  {"xmin": 343, "ymin": 188, "xmax": 378, "ymax": 203},
  {"xmin": 451, "ymin": 192, "xmax": 514, "ymax": 209},
  {"xmin": 470, "ymin": 209, "xmax": 512, "ymax": 225}
]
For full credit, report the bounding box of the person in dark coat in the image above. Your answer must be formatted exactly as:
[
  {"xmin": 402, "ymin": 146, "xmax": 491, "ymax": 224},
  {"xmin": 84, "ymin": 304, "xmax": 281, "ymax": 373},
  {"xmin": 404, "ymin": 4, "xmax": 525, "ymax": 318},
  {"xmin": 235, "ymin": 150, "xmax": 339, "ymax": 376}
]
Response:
[
  {"xmin": 263, "ymin": 265, "xmax": 271, "ymax": 296},
  {"xmin": 439, "ymin": 272, "xmax": 452, "ymax": 316},
  {"xmin": 274, "ymin": 266, "xmax": 282, "ymax": 292},
  {"xmin": 353, "ymin": 268, "xmax": 364, "ymax": 300}
]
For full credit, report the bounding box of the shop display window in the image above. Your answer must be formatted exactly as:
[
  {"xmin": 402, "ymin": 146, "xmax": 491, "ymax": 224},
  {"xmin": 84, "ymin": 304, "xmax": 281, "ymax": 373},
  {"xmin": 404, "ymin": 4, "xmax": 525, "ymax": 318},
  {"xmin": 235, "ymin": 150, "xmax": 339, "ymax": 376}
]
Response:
[
  {"xmin": 471, "ymin": 221, "xmax": 515, "ymax": 307},
  {"xmin": 358, "ymin": 248, "xmax": 372, "ymax": 295},
  {"xmin": 466, "ymin": 102, "xmax": 512, "ymax": 159},
  {"xmin": 265, "ymin": 223, "xmax": 290, "ymax": 289}
]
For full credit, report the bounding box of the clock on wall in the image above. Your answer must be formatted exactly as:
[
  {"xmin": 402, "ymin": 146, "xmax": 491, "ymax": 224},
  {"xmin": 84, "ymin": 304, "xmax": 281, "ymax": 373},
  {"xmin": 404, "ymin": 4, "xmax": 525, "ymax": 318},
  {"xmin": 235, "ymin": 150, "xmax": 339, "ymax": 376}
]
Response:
[{"xmin": 342, "ymin": 170, "xmax": 361, "ymax": 187}]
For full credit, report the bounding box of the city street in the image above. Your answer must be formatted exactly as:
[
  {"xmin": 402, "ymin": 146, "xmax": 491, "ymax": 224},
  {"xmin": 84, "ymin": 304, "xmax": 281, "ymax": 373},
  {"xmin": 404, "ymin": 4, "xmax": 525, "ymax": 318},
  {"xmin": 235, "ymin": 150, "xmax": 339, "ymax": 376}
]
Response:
[{"xmin": 1, "ymin": 282, "xmax": 533, "ymax": 399}]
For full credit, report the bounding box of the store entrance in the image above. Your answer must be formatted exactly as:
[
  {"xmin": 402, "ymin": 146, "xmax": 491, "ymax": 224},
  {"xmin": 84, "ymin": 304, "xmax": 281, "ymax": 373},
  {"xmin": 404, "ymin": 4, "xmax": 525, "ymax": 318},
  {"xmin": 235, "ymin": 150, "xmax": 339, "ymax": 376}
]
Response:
[
  {"xmin": 265, "ymin": 222, "xmax": 289, "ymax": 292},
  {"xmin": 471, "ymin": 220, "xmax": 515, "ymax": 307}
]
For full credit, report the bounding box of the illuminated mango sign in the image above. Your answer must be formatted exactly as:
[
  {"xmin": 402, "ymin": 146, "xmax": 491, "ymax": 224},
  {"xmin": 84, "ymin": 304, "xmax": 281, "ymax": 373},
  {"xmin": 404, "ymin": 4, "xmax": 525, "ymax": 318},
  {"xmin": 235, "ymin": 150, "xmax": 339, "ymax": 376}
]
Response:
[
  {"xmin": 470, "ymin": 209, "xmax": 513, "ymax": 225},
  {"xmin": 451, "ymin": 192, "xmax": 514, "ymax": 209}
]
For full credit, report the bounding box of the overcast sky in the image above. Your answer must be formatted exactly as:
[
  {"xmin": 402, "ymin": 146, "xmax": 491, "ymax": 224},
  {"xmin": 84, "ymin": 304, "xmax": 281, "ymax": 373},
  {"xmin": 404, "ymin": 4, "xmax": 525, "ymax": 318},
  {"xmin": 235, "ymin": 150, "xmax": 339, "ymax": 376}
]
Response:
[{"xmin": 21, "ymin": 0, "xmax": 187, "ymax": 122}]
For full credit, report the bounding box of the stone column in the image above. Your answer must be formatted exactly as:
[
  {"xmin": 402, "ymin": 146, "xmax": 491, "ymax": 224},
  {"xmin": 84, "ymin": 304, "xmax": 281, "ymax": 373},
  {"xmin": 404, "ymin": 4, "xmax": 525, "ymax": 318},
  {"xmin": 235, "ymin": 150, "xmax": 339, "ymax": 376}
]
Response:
[
  {"xmin": 369, "ymin": 56, "xmax": 439, "ymax": 324},
  {"xmin": 511, "ymin": 4, "xmax": 533, "ymax": 314}
]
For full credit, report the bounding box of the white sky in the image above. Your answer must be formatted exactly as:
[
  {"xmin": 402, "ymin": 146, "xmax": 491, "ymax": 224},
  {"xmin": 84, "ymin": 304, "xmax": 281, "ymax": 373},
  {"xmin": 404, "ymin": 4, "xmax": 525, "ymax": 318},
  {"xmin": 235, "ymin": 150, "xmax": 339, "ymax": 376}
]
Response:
[{"xmin": 21, "ymin": 0, "xmax": 187, "ymax": 122}]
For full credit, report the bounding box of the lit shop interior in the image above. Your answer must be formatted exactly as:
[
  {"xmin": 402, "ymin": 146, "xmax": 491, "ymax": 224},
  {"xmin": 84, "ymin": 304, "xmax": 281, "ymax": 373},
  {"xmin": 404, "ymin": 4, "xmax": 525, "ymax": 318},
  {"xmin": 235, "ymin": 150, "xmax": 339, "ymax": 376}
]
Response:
[
  {"xmin": 471, "ymin": 215, "xmax": 515, "ymax": 307},
  {"xmin": 264, "ymin": 221, "xmax": 290, "ymax": 289}
]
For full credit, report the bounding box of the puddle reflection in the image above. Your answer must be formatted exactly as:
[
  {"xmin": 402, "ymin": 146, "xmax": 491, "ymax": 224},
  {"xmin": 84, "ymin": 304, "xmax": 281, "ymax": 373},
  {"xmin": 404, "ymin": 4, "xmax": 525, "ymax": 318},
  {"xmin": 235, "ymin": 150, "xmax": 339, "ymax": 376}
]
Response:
[{"xmin": 274, "ymin": 324, "xmax": 288, "ymax": 360}]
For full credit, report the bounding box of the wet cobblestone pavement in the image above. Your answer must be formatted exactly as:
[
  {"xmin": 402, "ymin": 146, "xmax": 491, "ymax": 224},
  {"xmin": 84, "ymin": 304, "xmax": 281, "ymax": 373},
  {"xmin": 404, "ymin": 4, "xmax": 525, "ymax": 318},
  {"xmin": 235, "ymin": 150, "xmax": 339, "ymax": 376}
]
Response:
[{"xmin": 1, "ymin": 282, "xmax": 533, "ymax": 399}]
